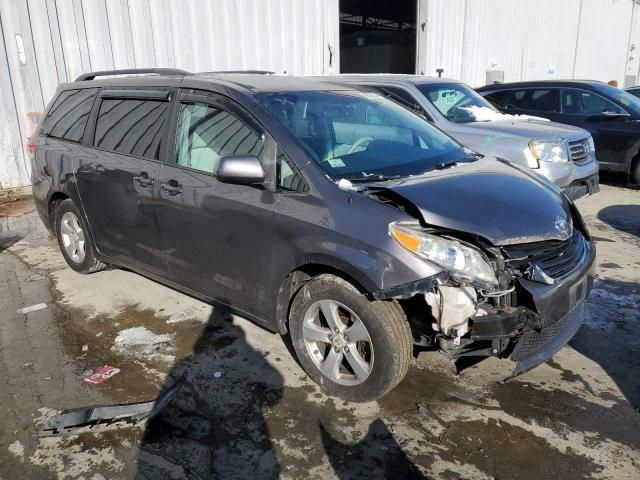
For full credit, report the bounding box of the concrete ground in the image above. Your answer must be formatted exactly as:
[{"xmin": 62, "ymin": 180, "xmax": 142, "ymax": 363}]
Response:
[{"xmin": 0, "ymin": 182, "xmax": 639, "ymax": 479}]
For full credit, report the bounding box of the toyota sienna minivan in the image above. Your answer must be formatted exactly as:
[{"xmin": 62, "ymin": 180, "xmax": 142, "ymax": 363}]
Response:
[{"xmin": 30, "ymin": 69, "xmax": 595, "ymax": 402}]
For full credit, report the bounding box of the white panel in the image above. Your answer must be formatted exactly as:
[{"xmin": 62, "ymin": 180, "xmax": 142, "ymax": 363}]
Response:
[{"xmin": 574, "ymin": 0, "xmax": 634, "ymax": 84}]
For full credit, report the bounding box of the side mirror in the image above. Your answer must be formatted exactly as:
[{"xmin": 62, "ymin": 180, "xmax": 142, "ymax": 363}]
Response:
[{"xmin": 215, "ymin": 155, "xmax": 265, "ymax": 185}]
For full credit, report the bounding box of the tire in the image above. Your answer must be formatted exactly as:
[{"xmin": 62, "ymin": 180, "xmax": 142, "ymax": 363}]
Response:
[
  {"xmin": 288, "ymin": 274, "xmax": 412, "ymax": 402},
  {"xmin": 54, "ymin": 199, "xmax": 107, "ymax": 274}
]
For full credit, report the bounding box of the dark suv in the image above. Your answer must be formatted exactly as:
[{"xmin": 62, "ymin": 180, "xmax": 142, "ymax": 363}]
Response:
[
  {"xmin": 30, "ymin": 69, "xmax": 595, "ymax": 402},
  {"xmin": 477, "ymin": 80, "xmax": 640, "ymax": 183}
]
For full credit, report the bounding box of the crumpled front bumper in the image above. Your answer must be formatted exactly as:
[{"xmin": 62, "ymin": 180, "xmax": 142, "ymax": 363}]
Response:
[{"xmin": 504, "ymin": 236, "xmax": 596, "ymax": 379}]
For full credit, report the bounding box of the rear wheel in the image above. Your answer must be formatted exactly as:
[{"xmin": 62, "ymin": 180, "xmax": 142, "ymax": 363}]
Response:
[
  {"xmin": 288, "ymin": 274, "xmax": 412, "ymax": 402},
  {"xmin": 55, "ymin": 199, "xmax": 107, "ymax": 274}
]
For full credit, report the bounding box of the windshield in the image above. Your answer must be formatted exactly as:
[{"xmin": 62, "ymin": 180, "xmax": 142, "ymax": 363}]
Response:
[
  {"xmin": 257, "ymin": 90, "xmax": 472, "ymax": 182},
  {"xmin": 594, "ymin": 83, "xmax": 640, "ymax": 113},
  {"xmin": 417, "ymin": 82, "xmax": 500, "ymax": 123}
]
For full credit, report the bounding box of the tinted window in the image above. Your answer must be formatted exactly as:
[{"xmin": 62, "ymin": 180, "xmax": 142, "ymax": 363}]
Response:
[
  {"xmin": 508, "ymin": 89, "xmax": 560, "ymax": 112},
  {"xmin": 416, "ymin": 82, "xmax": 499, "ymax": 123},
  {"xmin": 483, "ymin": 90, "xmax": 511, "ymax": 109},
  {"xmin": 94, "ymin": 98, "xmax": 168, "ymax": 159},
  {"xmin": 258, "ymin": 90, "xmax": 471, "ymax": 182},
  {"xmin": 42, "ymin": 88, "xmax": 98, "ymax": 141},
  {"xmin": 372, "ymin": 86, "xmax": 432, "ymax": 120},
  {"xmin": 562, "ymin": 88, "xmax": 623, "ymax": 114},
  {"xmin": 175, "ymin": 102, "xmax": 264, "ymax": 174}
]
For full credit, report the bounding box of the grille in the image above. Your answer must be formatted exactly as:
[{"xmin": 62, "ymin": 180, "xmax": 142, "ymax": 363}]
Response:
[
  {"xmin": 502, "ymin": 229, "xmax": 587, "ymax": 280},
  {"xmin": 510, "ymin": 311, "xmax": 571, "ymax": 361},
  {"xmin": 568, "ymin": 139, "xmax": 591, "ymax": 164}
]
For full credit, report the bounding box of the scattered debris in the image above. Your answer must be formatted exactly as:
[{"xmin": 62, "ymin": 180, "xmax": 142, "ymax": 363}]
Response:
[
  {"xmin": 337, "ymin": 178, "xmax": 355, "ymax": 191},
  {"xmin": 84, "ymin": 365, "xmax": 120, "ymax": 385},
  {"xmin": 16, "ymin": 303, "xmax": 47, "ymax": 314},
  {"xmin": 23, "ymin": 362, "xmax": 33, "ymax": 369},
  {"xmin": 213, "ymin": 371, "xmax": 224, "ymax": 379},
  {"xmin": 81, "ymin": 344, "xmax": 88, "ymax": 352},
  {"xmin": 40, "ymin": 374, "xmax": 185, "ymax": 437}
]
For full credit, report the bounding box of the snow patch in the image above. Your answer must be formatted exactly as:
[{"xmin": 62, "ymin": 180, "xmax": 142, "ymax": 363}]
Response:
[
  {"xmin": 8, "ymin": 440, "xmax": 24, "ymax": 461},
  {"xmin": 113, "ymin": 327, "xmax": 173, "ymax": 355},
  {"xmin": 462, "ymin": 105, "xmax": 550, "ymax": 123}
]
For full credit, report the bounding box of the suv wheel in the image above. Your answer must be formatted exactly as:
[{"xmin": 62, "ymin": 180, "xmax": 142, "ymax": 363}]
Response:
[
  {"xmin": 289, "ymin": 274, "xmax": 412, "ymax": 402},
  {"xmin": 55, "ymin": 199, "xmax": 107, "ymax": 274}
]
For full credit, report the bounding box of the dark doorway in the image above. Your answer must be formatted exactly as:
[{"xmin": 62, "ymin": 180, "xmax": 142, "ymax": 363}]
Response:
[{"xmin": 339, "ymin": 0, "xmax": 417, "ymax": 74}]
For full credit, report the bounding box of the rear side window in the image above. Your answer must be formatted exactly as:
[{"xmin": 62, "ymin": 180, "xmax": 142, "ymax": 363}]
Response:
[
  {"xmin": 508, "ymin": 89, "xmax": 560, "ymax": 112},
  {"xmin": 94, "ymin": 98, "xmax": 169, "ymax": 160},
  {"xmin": 372, "ymin": 86, "xmax": 432, "ymax": 121},
  {"xmin": 42, "ymin": 88, "xmax": 98, "ymax": 142},
  {"xmin": 483, "ymin": 91, "xmax": 510, "ymax": 109}
]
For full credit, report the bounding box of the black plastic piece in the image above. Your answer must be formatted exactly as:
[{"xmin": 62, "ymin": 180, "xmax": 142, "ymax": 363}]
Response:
[
  {"xmin": 470, "ymin": 307, "xmax": 535, "ymax": 340},
  {"xmin": 75, "ymin": 68, "xmax": 191, "ymax": 82},
  {"xmin": 371, "ymin": 271, "xmax": 450, "ymax": 300}
]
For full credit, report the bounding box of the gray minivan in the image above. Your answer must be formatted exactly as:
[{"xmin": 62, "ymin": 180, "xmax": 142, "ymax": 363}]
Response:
[
  {"xmin": 329, "ymin": 75, "xmax": 600, "ymax": 200},
  {"xmin": 30, "ymin": 70, "xmax": 595, "ymax": 402}
]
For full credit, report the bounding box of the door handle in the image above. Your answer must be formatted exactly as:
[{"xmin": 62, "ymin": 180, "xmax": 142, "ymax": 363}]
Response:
[
  {"xmin": 133, "ymin": 172, "xmax": 154, "ymax": 186},
  {"xmin": 160, "ymin": 181, "xmax": 183, "ymax": 195}
]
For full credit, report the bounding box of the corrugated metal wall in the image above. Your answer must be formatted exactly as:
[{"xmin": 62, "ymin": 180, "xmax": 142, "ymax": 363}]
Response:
[
  {"xmin": 418, "ymin": 0, "xmax": 640, "ymax": 87},
  {"xmin": 0, "ymin": 0, "xmax": 339, "ymax": 189},
  {"xmin": 1, "ymin": 0, "xmax": 638, "ymax": 189}
]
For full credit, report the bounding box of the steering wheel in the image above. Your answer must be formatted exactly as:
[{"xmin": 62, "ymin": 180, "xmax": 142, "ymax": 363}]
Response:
[{"xmin": 348, "ymin": 136, "xmax": 375, "ymax": 154}]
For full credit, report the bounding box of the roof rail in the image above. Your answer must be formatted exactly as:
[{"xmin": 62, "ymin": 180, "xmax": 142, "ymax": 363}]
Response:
[
  {"xmin": 75, "ymin": 68, "xmax": 192, "ymax": 82},
  {"xmin": 202, "ymin": 70, "xmax": 275, "ymax": 75}
]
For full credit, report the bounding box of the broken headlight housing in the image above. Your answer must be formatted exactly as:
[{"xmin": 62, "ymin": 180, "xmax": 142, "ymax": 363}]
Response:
[
  {"xmin": 527, "ymin": 138, "xmax": 569, "ymax": 168},
  {"xmin": 389, "ymin": 222, "xmax": 498, "ymax": 287}
]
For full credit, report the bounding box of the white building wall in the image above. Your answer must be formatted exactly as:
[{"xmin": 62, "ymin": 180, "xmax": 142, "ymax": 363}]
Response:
[
  {"xmin": 1, "ymin": 0, "xmax": 638, "ymax": 189},
  {"xmin": 0, "ymin": 0, "xmax": 338, "ymax": 189},
  {"xmin": 418, "ymin": 0, "xmax": 639, "ymax": 87}
]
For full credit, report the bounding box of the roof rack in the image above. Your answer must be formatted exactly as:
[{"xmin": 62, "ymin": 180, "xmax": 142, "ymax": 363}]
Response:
[
  {"xmin": 75, "ymin": 68, "xmax": 192, "ymax": 82},
  {"xmin": 202, "ymin": 70, "xmax": 275, "ymax": 75}
]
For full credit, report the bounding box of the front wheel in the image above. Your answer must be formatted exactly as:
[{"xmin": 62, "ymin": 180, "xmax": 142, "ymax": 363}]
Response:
[{"xmin": 288, "ymin": 274, "xmax": 412, "ymax": 402}]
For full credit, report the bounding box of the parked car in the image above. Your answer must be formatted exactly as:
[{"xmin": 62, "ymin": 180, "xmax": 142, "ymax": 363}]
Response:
[
  {"xmin": 30, "ymin": 69, "xmax": 595, "ymax": 402},
  {"xmin": 478, "ymin": 80, "xmax": 640, "ymax": 184},
  {"xmin": 626, "ymin": 86, "xmax": 640, "ymax": 99},
  {"xmin": 324, "ymin": 75, "xmax": 599, "ymax": 200}
]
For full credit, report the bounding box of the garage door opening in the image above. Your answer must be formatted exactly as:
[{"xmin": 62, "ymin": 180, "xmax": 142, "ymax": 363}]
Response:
[{"xmin": 339, "ymin": 0, "xmax": 417, "ymax": 74}]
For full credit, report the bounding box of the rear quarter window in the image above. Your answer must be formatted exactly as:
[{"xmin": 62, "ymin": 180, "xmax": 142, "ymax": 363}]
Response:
[
  {"xmin": 41, "ymin": 88, "xmax": 98, "ymax": 142},
  {"xmin": 93, "ymin": 98, "xmax": 169, "ymax": 160}
]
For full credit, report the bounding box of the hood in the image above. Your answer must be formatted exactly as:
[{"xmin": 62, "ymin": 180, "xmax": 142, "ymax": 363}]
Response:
[
  {"xmin": 463, "ymin": 119, "xmax": 589, "ymax": 142},
  {"xmin": 377, "ymin": 158, "xmax": 573, "ymax": 246}
]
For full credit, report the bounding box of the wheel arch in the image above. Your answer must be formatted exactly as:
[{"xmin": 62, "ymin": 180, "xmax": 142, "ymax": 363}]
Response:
[{"xmin": 273, "ymin": 261, "xmax": 377, "ymax": 335}]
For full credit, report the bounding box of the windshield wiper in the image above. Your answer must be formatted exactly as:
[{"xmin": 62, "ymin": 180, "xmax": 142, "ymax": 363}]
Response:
[{"xmin": 346, "ymin": 175, "xmax": 403, "ymax": 184}]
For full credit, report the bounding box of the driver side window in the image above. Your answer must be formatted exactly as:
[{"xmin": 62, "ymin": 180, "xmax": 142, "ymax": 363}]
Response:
[
  {"xmin": 561, "ymin": 89, "xmax": 622, "ymax": 115},
  {"xmin": 175, "ymin": 102, "xmax": 264, "ymax": 174}
]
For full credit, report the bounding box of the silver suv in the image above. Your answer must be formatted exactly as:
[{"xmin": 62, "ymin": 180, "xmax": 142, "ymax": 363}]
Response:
[{"xmin": 328, "ymin": 75, "xmax": 600, "ymax": 200}]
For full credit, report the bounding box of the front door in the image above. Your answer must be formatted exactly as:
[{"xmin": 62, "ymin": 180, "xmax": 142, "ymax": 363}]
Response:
[
  {"xmin": 156, "ymin": 91, "xmax": 277, "ymax": 320},
  {"xmin": 76, "ymin": 89, "xmax": 172, "ymax": 277},
  {"xmin": 553, "ymin": 88, "xmax": 635, "ymax": 171}
]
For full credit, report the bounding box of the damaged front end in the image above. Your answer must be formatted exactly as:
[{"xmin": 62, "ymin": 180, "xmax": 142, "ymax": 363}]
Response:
[{"xmin": 375, "ymin": 213, "xmax": 595, "ymax": 380}]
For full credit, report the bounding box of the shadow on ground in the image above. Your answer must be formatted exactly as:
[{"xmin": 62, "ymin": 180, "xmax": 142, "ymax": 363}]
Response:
[
  {"xmin": 597, "ymin": 204, "xmax": 640, "ymax": 237},
  {"xmin": 572, "ymin": 278, "xmax": 640, "ymax": 409},
  {"xmin": 135, "ymin": 305, "xmax": 424, "ymax": 479}
]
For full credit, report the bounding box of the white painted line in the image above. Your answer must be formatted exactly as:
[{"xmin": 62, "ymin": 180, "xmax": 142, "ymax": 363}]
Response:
[{"xmin": 16, "ymin": 303, "xmax": 47, "ymax": 314}]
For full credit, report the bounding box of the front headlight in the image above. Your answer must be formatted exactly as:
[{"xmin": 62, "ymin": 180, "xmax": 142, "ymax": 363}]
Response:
[
  {"xmin": 389, "ymin": 223, "xmax": 498, "ymax": 287},
  {"xmin": 587, "ymin": 136, "xmax": 595, "ymax": 154},
  {"xmin": 529, "ymin": 139, "xmax": 569, "ymax": 164}
]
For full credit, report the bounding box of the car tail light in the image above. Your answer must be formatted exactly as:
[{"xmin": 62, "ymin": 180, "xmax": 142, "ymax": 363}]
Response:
[{"xmin": 27, "ymin": 140, "xmax": 36, "ymax": 157}]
